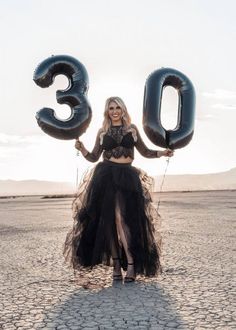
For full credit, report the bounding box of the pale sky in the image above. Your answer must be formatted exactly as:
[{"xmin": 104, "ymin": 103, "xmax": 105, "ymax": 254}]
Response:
[{"xmin": 0, "ymin": 0, "xmax": 236, "ymax": 185}]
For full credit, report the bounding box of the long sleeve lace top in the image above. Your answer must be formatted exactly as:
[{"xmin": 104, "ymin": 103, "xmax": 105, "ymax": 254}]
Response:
[{"xmin": 84, "ymin": 124, "xmax": 160, "ymax": 163}]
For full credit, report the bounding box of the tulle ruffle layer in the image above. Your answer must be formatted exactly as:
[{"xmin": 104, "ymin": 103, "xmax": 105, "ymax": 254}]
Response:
[{"xmin": 63, "ymin": 160, "xmax": 162, "ymax": 276}]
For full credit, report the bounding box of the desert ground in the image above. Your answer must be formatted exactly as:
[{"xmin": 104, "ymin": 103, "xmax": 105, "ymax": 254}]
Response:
[{"xmin": 0, "ymin": 191, "xmax": 235, "ymax": 329}]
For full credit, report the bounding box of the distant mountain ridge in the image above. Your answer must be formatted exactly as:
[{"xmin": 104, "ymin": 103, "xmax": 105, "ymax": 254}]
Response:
[
  {"xmin": 0, "ymin": 179, "xmax": 75, "ymax": 197},
  {"xmin": 0, "ymin": 167, "xmax": 236, "ymax": 196},
  {"xmin": 153, "ymin": 167, "xmax": 236, "ymax": 191}
]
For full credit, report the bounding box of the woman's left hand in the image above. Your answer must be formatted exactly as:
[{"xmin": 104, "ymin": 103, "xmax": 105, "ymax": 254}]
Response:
[{"xmin": 162, "ymin": 149, "xmax": 174, "ymax": 157}]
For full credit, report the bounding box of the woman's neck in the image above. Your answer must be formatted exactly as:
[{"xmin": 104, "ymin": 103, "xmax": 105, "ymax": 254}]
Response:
[{"xmin": 111, "ymin": 122, "xmax": 122, "ymax": 126}]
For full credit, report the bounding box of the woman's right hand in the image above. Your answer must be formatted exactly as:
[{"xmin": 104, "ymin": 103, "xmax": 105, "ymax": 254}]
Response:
[{"xmin": 75, "ymin": 139, "xmax": 85, "ymax": 151}]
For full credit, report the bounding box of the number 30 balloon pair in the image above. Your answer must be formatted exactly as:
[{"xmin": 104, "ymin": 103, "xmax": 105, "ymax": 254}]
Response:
[{"xmin": 33, "ymin": 55, "xmax": 195, "ymax": 149}]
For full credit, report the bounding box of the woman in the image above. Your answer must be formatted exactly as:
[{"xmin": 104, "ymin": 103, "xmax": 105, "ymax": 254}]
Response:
[{"xmin": 63, "ymin": 96, "xmax": 173, "ymax": 283}]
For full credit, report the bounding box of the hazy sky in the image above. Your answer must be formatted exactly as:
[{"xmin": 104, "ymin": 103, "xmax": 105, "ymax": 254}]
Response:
[{"xmin": 0, "ymin": 0, "xmax": 236, "ymax": 185}]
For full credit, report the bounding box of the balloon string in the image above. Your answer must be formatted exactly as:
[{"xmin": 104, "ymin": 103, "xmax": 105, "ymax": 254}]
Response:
[
  {"xmin": 157, "ymin": 157, "xmax": 170, "ymax": 213},
  {"xmin": 76, "ymin": 151, "xmax": 80, "ymax": 189}
]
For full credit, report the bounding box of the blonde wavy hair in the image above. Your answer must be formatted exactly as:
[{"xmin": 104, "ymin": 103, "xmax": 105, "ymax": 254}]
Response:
[{"xmin": 102, "ymin": 97, "xmax": 131, "ymax": 132}]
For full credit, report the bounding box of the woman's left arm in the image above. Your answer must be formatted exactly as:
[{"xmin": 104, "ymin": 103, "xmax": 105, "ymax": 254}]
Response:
[{"xmin": 132, "ymin": 124, "xmax": 173, "ymax": 158}]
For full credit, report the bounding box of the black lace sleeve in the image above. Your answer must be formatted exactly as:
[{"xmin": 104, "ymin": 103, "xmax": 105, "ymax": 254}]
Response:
[
  {"xmin": 132, "ymin": 124, "xmax": 160, "ymax": 158},
  {"xmin": 84, "ymin": 129, "xmax": 103, "ymax": 163}
]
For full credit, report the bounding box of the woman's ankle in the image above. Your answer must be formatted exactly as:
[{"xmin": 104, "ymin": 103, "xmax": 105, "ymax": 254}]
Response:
[{"xmin": 126, "ymin": 263, "xmax": 135, "ymax": 278}]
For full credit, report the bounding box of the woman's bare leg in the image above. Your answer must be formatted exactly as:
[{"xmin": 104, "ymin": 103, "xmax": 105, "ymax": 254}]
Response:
[
  {"xmin": 111, "ymin": 238, "xmax": 122, "ymax": 277},
  {"xmin": 115, "ymin": 198, "xmax": 135, "ymax": 278}
]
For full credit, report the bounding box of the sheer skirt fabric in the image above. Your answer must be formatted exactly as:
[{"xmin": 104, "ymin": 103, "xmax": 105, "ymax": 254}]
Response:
[{"xmin": 63, "ymin": 159, "xmax": 162, "ymax": 276}]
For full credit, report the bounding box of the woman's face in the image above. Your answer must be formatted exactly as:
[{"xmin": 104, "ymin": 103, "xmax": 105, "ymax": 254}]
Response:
[{"xmin": 108, "ymin": 101, "xmax": 123, "ymax": 124}]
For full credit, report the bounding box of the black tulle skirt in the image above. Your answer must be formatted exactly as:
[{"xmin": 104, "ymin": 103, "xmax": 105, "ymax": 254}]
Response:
[{"xmin": 63, "ymin": 159, "xmax": 162, "ymax": 277}]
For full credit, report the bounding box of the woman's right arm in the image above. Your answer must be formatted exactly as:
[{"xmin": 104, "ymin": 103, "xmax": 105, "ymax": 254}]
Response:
[{"xmin": 75, "ymin": 129, "xmax": 103, "ymax": 163}]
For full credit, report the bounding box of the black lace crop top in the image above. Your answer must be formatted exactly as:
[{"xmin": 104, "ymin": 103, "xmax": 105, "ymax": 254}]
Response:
[{"xmin": 84, "ymin": 124, "xmax": 160, "ymax": 162}]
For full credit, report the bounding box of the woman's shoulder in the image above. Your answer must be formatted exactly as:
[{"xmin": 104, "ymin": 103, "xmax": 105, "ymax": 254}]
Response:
[
  {"xmin": 96, "ymin": 127, "xmax": 105, "ymax": 138},
  {"xmin": 126, "ymin": 124, "xmax": 138, "ymax": 142},
  {"xmin": 97, "ymin": 127, "xmax": 106, "ymax": 145},
  {"xmin": 97, "ymin": 127, "xmax": 104, "ymax": 134},
  {"xmin": 130, "ymin": 123, "xmax": 142, "ymax": 131},
  {"xmin": 128, "ymin": 123, "xmax": 140, "ymax": 132}
]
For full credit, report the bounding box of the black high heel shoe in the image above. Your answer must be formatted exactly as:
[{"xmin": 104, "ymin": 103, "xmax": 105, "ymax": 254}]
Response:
[
  {"xmin": 112, "ymin": 257, "xmax": 123, "ymax": 281},
  {"xmin": 124, "ymin": 262, "xmax": 136, "ymax": 283}
]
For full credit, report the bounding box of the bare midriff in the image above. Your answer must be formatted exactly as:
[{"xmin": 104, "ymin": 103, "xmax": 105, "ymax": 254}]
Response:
[{"xmin": 108, "ymin": 155, "xmax": 133, "ymax": 164}]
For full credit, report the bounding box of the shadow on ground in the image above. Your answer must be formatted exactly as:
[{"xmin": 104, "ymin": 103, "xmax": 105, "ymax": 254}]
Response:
[{"xmin": 36, "ymin": 276, "xmax": 188, "ymax": 330}]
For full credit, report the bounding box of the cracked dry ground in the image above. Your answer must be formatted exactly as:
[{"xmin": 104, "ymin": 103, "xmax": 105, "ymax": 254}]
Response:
[{"xmin": 0, "ymin": 190, "xmax": 235, "ymax": 329}]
